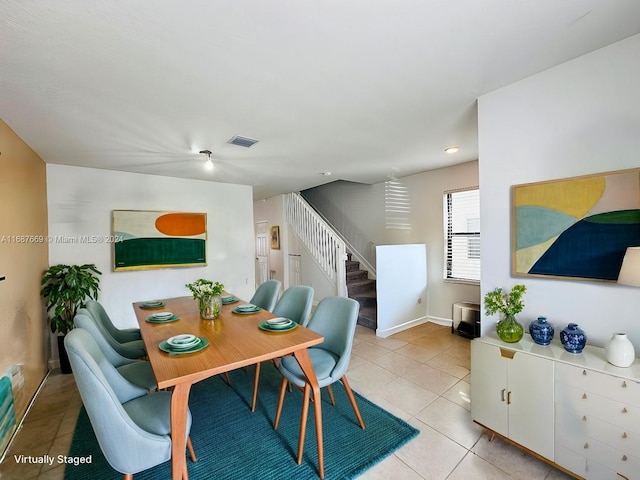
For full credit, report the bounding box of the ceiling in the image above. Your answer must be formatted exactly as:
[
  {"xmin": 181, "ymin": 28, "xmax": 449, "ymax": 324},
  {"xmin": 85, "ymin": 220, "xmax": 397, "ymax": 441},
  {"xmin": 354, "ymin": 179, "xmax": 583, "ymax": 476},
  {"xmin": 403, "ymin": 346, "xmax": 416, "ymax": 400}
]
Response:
[{"xmin": 2, "ymin": 1, "xmax": 640, "ymax": 200}]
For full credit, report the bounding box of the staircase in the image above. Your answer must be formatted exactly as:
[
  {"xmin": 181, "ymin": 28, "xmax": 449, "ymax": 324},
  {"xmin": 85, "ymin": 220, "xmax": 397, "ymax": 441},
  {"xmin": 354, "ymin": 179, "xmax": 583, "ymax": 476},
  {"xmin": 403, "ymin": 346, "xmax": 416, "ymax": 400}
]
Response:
[{"xmin": 346, "ymin": 253, "xmax": 377, "ymax": 330}]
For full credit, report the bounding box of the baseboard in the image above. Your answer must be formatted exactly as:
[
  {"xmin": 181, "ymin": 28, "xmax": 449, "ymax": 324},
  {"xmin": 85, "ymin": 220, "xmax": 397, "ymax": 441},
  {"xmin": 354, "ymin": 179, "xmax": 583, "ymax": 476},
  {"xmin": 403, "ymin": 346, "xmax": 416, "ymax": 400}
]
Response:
[
  {"xmin": 375, "ymin": 315, "xmax": 454, "ymax": 338},
  {"xmin": 427, "ymin": 315, "xmax": 453, "ymax": 327},
  {"xmin": 376, "ymin": 316, "xmax": 429, "ymax": 338},
  {"xmin": 48, "ymin": 358, "xmax": 60, "ymax": 370}
]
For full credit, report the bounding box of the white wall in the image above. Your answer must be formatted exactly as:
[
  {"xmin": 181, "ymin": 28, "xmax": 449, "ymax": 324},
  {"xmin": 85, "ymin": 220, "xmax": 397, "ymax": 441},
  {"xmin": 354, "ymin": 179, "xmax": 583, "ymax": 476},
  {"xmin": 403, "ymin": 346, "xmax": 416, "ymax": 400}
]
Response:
[
  {"xmin": 376, "ymin": 244, "xmax": 428, "ymax": 337},
  {"xmin": 47, "ymin": 165, "xmax": 256, "ymax": 334},
  {"xmin": 478, "ymin": 34, "xmax": 640, "ymax": 352}
]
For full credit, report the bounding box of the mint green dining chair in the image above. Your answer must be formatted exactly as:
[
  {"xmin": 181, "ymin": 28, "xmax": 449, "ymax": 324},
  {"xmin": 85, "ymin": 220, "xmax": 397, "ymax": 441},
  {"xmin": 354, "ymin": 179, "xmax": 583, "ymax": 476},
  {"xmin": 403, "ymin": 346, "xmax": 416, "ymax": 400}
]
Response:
[
  {"xmin": 249, "ymin": 279, "xmax": 282, "ymax": 311},
  {"xmin": 75, "ymin": 311, "xmax": 156, "ymax": 392},
  {"xmin": 65, "ymin": 328, "xmax": 197, "ymax": 479},
  {"xmin": 251, "ymin": 285, "xmax": 314, "ymax": 411},
  {"xmin": 84, "ymin": 300, "xmax": 146, "ymax": 359},
  {"xmin": 273, "ymin": 296, "xmax": 365, "ymax": 468}
]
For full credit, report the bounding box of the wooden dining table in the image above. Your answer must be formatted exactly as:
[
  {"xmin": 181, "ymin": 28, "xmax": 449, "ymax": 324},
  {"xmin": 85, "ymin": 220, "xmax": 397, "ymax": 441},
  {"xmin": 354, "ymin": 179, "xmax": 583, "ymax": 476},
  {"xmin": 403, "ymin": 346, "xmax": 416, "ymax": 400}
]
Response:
[{"xmin": 133, "ymin": 294, "xmax": 326, "ymax": 479}]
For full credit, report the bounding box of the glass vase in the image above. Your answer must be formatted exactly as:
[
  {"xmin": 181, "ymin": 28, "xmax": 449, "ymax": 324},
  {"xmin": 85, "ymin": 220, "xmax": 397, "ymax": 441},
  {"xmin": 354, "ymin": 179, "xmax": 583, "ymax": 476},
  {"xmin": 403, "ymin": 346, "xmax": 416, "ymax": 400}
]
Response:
[
  {"xmin": 496, "ymin": 314, "xmax": 524, "ymax": 343},
  {"xmin": 199, "ymin": 294, "xmax": 222, "ymax": 320}
]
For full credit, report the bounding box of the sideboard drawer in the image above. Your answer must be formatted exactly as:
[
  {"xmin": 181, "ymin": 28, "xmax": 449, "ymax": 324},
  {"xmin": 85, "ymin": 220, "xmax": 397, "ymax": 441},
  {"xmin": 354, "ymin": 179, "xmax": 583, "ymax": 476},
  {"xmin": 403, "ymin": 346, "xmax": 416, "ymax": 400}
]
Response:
[
  {"xmin": 556, "ymin": 403, "xmax": 640, "ymax": 453},
  {"xmin": 555, "ymin": 363, "xmax": 640, "ymax": 407},
  {"xmin": 555, "ymin": 383, "xmax": 640, "ymax": 433}
]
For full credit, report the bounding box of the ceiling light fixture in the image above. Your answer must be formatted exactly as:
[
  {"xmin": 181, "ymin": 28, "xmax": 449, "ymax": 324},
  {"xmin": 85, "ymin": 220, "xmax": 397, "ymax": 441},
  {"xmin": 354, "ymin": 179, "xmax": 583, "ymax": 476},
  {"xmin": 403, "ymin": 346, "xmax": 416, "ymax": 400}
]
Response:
[
  {"xmin": 200, "ymin": 150, "xmax": 214, "ymax": 171},
  {"xmin": 444, "ymin": 146, "xmax": 460, "ymax": 154}
]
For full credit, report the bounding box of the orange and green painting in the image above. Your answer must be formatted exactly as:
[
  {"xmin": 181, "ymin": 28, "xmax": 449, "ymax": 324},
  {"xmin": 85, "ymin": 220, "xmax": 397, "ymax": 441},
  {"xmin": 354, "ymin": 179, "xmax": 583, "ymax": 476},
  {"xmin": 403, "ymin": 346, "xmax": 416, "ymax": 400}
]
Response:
[
  {"xmin": 513, "ymin": 169, "xmax": 640, "ymax": 281},
  {"xmin": 113, "ymin": 211, "xmax": 206, "ymax": 271}
]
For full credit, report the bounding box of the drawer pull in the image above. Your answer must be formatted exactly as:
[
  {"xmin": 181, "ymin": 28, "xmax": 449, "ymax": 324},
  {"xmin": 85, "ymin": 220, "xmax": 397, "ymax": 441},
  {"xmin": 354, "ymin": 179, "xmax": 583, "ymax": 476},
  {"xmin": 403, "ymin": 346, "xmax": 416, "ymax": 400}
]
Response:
[
  {"xmin": 622, "ymin": 381, "xmax": 628, "ymax": 388},
  {"xmin": 622, "ymin": 432, "xmax": 628, "ymax": 439},
  {"xmin": 582, "ymin": 369, "xmax": 587, "ymax": 376},
  {"xmin": 583, "ymin": 442, "xmax": 589, "ymax": 449},
  {"xmin": 507, "ymin": 391, "xmax": 512, "ymax": 405},
  {"xmin": 622, "ymin": 455, "xmax": 628, "ymax": 461},
  {"xmin": 501, "ymin": 389, "xmax": 506, "ymax": 402},
  {"xmin": 582, "ymin": 415, "xmax": 587, "ymax": 422},
  {"xmin": 622, "ymin": 407, "xmax": 628, "ymax": 413},
  {"xmin": 582, "ymin": 393, "xmax": 588, "ymax": 399}
]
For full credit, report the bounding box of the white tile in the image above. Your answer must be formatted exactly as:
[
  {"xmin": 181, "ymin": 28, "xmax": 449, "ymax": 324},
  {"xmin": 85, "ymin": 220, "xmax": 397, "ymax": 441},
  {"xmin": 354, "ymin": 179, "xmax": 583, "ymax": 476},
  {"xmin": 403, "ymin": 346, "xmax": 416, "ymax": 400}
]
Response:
[
  {"xmin": 472, "ymin": 433, "xmax": 553, "ymax": 480},
  {"xmin": 377, "ymin": 377, "xmax": 439, "ymax": 416},
  {"xmin": 402, "ymin": 364, "xmax": 459, "ymax": 396},
  {"xmin": 358, "ymin": 454, "xmax": 423, "ymax": 480},
  {"xmin": 447, "ymin": 452, "xmax": 513, "ymax": 480},
  {"xmin": 394, "ymin": 419, "xmax": 468, "ymax": 479},
  {"xmin": 415, "ymin": 397, "xmax": 483, "ymax": 449},
  {"xmin": 442, "ymin": 379, "xmax": 472, "ymax": 411},
  {"xmin": 372, "ymin": 350, "xmax": 422, "ymax": 377}
]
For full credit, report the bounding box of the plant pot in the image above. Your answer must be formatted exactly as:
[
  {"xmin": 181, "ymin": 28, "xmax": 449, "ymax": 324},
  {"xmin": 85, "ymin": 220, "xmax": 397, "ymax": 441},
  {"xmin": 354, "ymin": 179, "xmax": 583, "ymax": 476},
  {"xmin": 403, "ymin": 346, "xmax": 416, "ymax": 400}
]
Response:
[
  {"xmin": 57, "ymin": 335, "xmax": 72, "ymax": 374},
  {"xmin": 496, "ymin": 314, "xmax": 524, "ymax": 343}
]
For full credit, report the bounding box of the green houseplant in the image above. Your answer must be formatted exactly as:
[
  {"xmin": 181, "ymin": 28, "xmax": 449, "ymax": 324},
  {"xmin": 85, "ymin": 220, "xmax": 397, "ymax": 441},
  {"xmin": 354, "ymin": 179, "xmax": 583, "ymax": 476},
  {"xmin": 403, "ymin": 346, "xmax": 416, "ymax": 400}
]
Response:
[
  {"xmin": 41, "ymin": 264, "xmax": 102, "ymax": 372},
  {"xmin": 484, "ymin": 284, "xmax": 526, "ymax": 343}
]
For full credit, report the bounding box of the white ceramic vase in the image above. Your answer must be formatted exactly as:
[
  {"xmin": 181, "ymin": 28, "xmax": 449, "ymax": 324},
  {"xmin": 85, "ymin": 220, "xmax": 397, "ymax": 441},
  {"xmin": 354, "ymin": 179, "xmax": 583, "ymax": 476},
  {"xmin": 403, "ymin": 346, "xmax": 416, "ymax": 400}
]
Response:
[{"xmin": 604, "ymin": 333, "xmax": 636, "ymax": 368}]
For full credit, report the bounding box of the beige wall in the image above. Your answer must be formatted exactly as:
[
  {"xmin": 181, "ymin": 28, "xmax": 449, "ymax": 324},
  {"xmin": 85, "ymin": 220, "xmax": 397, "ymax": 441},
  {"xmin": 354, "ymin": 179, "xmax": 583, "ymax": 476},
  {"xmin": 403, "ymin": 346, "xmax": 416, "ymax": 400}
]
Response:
[{"xmin": 0, "ymin": 120, "xmax": 49, "ymax": 420}]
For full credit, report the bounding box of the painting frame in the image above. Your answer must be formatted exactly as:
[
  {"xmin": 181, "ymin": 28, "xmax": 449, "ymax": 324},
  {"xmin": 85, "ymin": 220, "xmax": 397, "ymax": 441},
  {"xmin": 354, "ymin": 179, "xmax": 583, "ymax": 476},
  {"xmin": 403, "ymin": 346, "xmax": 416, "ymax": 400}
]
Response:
[
  {"xmin": 112, "ymin": 210, "xmax": 207, "ymax": 271},
  {"xmin": 512, "ymin": 168, "xmax": 640, "ymax": 282},
  {"xmin": 270, "ymin": 226, "xmax": 280, "ymax": 250}
]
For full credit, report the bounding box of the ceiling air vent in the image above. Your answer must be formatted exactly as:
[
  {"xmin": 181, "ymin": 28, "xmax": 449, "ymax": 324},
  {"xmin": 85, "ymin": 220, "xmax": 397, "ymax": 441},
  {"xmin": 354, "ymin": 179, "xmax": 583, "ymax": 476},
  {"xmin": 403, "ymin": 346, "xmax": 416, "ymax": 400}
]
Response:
[{"xmin": 227, "ymin": 135, "xmax": 259, "ymax": 148}]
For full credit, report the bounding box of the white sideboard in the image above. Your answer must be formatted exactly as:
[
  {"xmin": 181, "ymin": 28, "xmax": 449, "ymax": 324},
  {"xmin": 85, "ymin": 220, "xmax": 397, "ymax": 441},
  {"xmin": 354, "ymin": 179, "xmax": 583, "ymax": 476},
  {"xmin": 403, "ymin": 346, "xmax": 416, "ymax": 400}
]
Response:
[{"xmin": 471, "ymin": 332, "xmax": 640, "ymax": 480}]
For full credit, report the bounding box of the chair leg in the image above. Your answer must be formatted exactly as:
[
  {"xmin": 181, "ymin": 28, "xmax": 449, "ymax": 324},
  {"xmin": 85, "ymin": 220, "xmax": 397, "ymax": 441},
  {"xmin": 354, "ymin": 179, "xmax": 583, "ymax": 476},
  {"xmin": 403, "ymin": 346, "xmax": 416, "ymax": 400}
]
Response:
[
  {"xmin": 296, "ymin": 382, "xmax": 311, "ymax": 465},
  {"xmin": 224, "ymin": 372, "xmax": 232, "ymax": 386},
  {"xmin": 273, "ymin": 376, "xmax": 289, "ymax": 429},
  {"xmin": 251, "ymin": 362, "xmax": 261, "ymax": 412},
  {"xmin": 341, "ymin": 375, "xmax": 365, "ymax": 429},
  {"xmin": 187, "ymin": 437, "xmax": 197, "ymax": 462},
  {"xmin": 326, "ymin": 384, "xmax": 335, "ymax": 406},
  {"xmin": 123, "ymin": 474, "xmax": 133, "ymax": 480}
]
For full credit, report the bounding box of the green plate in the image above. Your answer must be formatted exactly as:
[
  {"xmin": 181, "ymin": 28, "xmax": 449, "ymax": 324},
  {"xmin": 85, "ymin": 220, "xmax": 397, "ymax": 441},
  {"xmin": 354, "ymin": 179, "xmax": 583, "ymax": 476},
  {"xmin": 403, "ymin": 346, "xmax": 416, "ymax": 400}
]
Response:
[
  {"xmin": 159, "ymin": 337, "xmax": 209, "ymax": 354},
  {"xmin": 232, "ymin": 306, "xmax": 262, "ymax": 315},
  {"xmin": 258, "ymin": 321, "xmax": 298, "ymax": 332},
  {"xmin": 140, "ymin": 301, "xmax": 165, "ymax": 309},
  {"xmin": 146, "ymin": 314, "xmax": 179, "ymax": 323},
  {"xmin": 222, "ymin": 296, "xmax": 238, "ymax": 304}
]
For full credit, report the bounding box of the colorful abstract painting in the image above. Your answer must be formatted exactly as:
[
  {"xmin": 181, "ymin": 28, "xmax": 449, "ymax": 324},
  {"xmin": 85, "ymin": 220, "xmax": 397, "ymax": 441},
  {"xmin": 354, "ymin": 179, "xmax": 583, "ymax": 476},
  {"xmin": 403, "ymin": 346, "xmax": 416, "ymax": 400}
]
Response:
[
  {"xmin": 113, "ymin": 210, "xmax": 206, "ymax": 271},
  {"xmin": 513, "ymin": 169, "xmax": 640, "ymax": 282}
]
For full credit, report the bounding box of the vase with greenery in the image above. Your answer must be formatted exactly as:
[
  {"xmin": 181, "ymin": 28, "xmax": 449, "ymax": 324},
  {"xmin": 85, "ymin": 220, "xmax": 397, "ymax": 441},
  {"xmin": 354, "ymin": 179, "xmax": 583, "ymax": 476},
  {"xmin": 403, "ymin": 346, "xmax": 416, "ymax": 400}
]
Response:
[
  {"xmin": 41, "ymin": 264, "xmax": 102, "ymax": 372},
  {"xmin": 186, "ymin": 279, "xmax": 224, "ymax": 320},
  {"xmin": 484, "ymin": 284, "xmax": 526, "ymax": 343}
]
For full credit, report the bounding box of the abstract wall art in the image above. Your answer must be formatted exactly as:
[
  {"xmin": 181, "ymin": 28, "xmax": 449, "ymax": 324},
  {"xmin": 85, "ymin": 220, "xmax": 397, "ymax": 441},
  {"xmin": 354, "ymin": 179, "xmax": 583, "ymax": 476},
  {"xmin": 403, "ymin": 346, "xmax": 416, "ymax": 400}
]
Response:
[
  {"xmin": 512, "ymin": 168, "xmax": 640, "ymax": 282},
  {"xmin": 113, "ymin": 210, "xmax": 207, "ymax": 271}
]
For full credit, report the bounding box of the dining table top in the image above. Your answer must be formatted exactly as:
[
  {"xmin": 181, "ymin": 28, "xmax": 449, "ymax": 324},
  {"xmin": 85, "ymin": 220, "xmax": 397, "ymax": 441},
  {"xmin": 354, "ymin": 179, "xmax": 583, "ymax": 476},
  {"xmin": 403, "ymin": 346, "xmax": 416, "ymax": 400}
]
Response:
[{"xmin": 133, "ymin": 294, "xmax": 324, "ymax": 390}]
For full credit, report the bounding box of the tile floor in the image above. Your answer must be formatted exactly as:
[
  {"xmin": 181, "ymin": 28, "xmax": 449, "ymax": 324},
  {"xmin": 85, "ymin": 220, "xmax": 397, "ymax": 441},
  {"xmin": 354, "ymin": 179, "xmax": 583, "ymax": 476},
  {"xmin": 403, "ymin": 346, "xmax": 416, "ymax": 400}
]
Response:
[{"xmin": 1, "ymin": 322, "xmax": 576, "ymax": 480}]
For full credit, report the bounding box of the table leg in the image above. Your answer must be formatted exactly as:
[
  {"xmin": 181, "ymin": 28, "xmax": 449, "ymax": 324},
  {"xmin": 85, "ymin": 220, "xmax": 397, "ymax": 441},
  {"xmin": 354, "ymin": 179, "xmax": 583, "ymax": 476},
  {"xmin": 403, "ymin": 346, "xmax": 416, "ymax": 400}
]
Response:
[
  {"xmin": 171, "ymin": 382, "xmax": 192, "ymax": 480},
  {"xmin": 293, "ymin": 349, "xmax": 324, "ymax": 479}
]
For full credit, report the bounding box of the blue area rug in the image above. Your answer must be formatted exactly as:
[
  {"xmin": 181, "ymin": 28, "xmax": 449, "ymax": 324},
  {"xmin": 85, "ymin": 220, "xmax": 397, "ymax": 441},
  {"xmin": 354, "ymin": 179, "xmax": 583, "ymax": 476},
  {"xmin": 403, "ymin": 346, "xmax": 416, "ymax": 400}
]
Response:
[{"xmin": 65, "ymin": 362, "xmax": 419, "ymax": 479}]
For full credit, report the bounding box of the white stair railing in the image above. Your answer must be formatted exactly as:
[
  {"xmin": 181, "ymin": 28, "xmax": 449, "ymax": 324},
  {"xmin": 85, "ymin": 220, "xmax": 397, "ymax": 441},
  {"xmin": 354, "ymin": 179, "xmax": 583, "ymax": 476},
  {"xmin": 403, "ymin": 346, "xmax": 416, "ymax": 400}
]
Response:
[{"xmin": 286, "ymin": 192, "xmax": 347, "ymax": 297}]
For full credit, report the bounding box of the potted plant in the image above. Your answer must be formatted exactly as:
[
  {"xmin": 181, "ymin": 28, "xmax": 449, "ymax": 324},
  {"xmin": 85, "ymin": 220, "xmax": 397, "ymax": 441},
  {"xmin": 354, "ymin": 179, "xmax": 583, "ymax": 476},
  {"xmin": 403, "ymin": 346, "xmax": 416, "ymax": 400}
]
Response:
[
  {"xmin": 484, "ymin": 284, "xmax": 526, "ymax": 343},
  {"xmin": 186, "ymin": 278, "xmax": 224, "ymax": 320},
  {"xmin": 41, "ymin": 264, "xmax": 102, "ymax": 373}
]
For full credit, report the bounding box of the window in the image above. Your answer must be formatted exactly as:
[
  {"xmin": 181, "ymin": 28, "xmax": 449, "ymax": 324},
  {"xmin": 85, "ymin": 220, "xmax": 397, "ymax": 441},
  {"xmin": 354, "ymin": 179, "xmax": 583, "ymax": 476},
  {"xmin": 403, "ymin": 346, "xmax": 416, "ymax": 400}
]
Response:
[{"xmin": 444, "ymin": 187, "xmax": 480, "ymax": 283}]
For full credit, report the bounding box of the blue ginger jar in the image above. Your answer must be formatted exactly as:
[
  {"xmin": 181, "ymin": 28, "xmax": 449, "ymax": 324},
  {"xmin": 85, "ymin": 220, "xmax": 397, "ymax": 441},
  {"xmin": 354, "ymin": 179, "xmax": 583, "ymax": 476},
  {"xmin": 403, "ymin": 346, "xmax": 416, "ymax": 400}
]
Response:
[
  {"xmin": 529, "ymin": 317, "xmax": 554, "ymax": 346},
  {"xmin": 560, "ymin": 323, "xmax": 586, "ymax": 354}
]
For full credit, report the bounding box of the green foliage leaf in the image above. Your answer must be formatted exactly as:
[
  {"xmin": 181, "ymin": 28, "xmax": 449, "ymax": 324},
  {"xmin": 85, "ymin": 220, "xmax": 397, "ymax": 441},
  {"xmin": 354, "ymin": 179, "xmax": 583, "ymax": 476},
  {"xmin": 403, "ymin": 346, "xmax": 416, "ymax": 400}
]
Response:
[{"xmin": 41, "ymin": 264, "xmax": 102, "ymax": 335}]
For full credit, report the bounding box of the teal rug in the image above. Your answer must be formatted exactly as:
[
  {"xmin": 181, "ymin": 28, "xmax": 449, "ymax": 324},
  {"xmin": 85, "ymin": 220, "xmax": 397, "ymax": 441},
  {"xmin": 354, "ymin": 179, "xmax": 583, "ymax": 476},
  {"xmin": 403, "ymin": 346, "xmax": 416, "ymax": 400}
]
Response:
[{"xmin": 65, "ymin": 362, "xmax": 419, "ymax": 479}]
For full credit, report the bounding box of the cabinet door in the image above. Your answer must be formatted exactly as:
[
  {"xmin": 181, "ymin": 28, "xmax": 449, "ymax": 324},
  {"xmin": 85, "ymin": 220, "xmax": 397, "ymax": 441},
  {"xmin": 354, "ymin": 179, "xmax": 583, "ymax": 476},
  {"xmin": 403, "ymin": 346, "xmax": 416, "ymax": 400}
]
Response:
[
  {"xmin": 471, "ymin": 341, "xmax": 509, "ymax": 437},
  {"xmin": 508, "ymin": 351, "xmax": 555, "ymax": 460}
]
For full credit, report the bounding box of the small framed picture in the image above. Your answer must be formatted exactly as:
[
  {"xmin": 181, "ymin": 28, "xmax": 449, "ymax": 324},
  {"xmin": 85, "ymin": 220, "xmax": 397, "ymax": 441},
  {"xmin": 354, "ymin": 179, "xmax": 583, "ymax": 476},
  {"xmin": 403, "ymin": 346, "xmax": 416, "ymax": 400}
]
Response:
[{"xmin": 270, "ymin": 226, "xmax": 280, "ymax": 250}]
